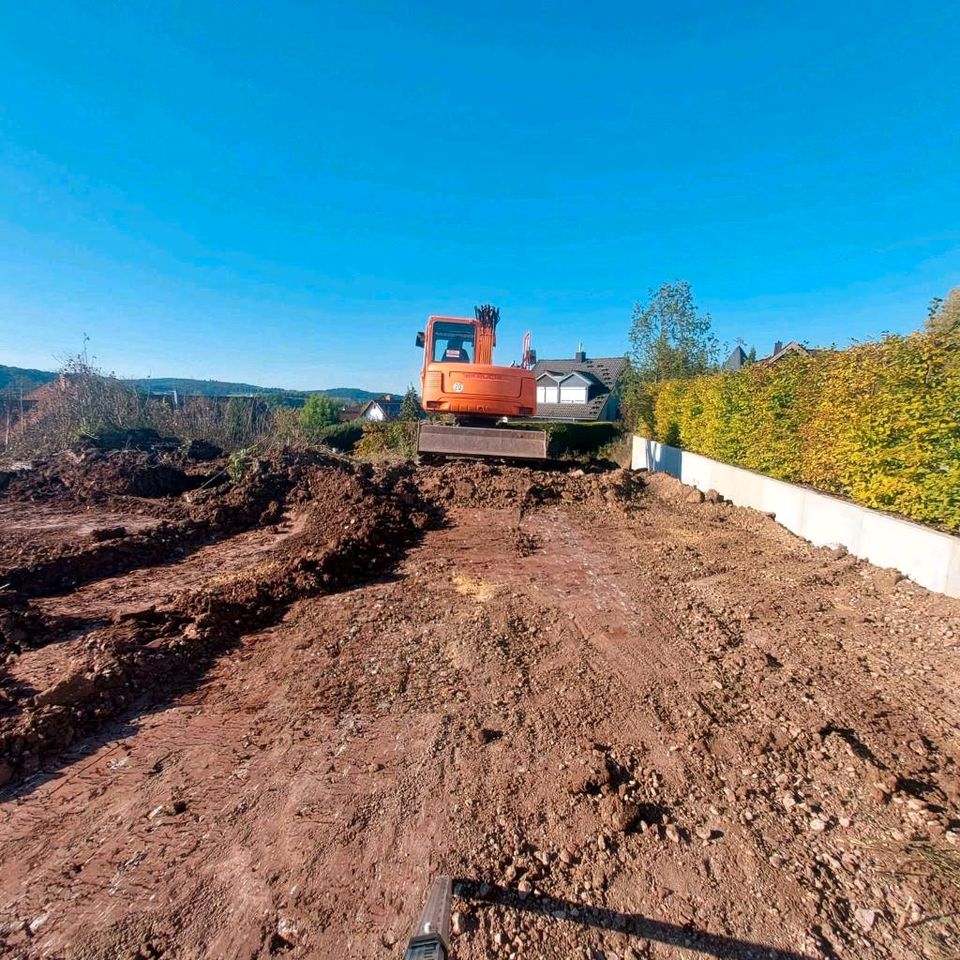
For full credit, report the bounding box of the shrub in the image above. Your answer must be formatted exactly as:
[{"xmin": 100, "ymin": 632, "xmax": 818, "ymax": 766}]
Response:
[
  {"xmin": 513, "ymin": 421, "xmax": 623, "ymax": 458},
  {"xmin": 319, "ymin": 421, "xmax": 364, "ymax": 452},
  {"xmin": 226, "ymin": 447, "xmax": 254, "ymax": 482},
  {"xmin": 645, "ymin": 330, "xmax": 960, "ymax": 530},
  {"xmin": 301, "ymin": 394, "xmax": 341, "ymax": 435},
  {"xmin": 927, "ymin": 287, "xmax": 960, "ymax": 336},
  {"xmin": 151, "ymin": 395, "xmax": 273, "ymax": 451},
  {"xmin": 269, "ymin": 406, "xmax": 308, "ymax": 448},
  {"xmin": 398, "ymin": 386, "xmax": 423, "ymax": 421},
  {"xmin": 7, "ymin": 360, "xmax": 148, "ymax": 457},
  {"xmin": 355, "ymin": 421, "xmax": 417, "ymax": 459}
]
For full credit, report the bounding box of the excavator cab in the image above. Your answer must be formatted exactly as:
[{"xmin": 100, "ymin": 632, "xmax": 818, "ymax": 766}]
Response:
[
  {"xmin": 415, "ymin": 306, "xmax": 547, "ymax": 460},
  {"xmin": 429, "ymin": 321, "xmax": 474, "ymax": 363}
]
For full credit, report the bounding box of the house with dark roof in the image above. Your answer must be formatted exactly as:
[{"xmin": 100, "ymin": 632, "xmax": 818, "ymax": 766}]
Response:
[
  {"xmin": 359, "ymin": 394, "xmax": 403, "ymax": 421},
  {"xmin": 722, "ymin": 346, "xmax": 749, "ymax": 372},
  {"xmin": 759, "ymin": 340, "xmax": 818, "ymax": 366},
  {"xmin": 338, "ymin": 403, "xmax": 364, "ymax": 422},
  {"xmin": 723, "ymin": 340, "xmax": 818, "ymax": 372},
  {"xmin": 532, "ymin": 347, "xmax": 627, "ymax": 422}
]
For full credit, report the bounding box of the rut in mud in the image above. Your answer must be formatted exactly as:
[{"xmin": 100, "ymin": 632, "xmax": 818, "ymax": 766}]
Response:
[
  {"xmin": 0, "ymin": 457, "xmax": 433, "ymax": 785},
  {"xmin": 0, "ymin": 453, "xmax": 958, "ymax": 960},
  {"xmin": 0, "ymin": 449, "xmax": 354, "ymax": 600}
]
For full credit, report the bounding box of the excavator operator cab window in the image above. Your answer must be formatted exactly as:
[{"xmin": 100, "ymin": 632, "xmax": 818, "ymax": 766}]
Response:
[{"xmin": 431, "ymin": 321, "xmax": 474, "ymax": 364}]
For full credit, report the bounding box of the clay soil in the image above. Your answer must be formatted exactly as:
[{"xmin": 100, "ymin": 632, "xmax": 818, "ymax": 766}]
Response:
[{"xmin": 1, "ymin": 453, "xmax": 959, "ymax": 960}]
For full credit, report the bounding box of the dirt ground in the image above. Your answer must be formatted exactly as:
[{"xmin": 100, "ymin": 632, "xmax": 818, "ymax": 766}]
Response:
[{"xmin": 1, "ymin": 452, "xmax": 958, "ymax": 960}]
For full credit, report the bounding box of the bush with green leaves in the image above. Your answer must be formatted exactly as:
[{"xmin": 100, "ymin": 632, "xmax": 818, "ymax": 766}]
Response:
[
  {"xmin": 318, "ymin": 421, "xmax": 364, "ymax": 452},
  {"xmin": 355, "ymin": 421, "xmax": 417, "ymax": 459},
  {"xmin": 508, "ymin": 421, "xmax": 623, "ymax": 459},
  {"xmin": 398, "ymin": 386, "xmax": 422, "ymax": 421},
  {"xmin": 300, "ymin": 394, "xmax": 341, "ymax": 436},
  {"xmin": 226, "ymin": 447, "xmax": 254, "ymax": 482},
  {"xmin": 645, "ymin": 329, "xmax": 960, "ymax": 530}
]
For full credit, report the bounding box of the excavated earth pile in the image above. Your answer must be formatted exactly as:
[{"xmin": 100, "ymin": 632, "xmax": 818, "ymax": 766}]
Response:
[
  {"xmin": 0, "ymin": 448, "xmax": 357, "ymax": 601},
  {"xmin": 0, "ymin": 454, "xmax": 958, "ymax": 960},
  {"xmin": 0, "ymin": 455, "xmax": 431, "ymax": 785}
]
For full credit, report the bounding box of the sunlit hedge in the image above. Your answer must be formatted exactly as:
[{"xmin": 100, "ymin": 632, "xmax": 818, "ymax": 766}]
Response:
[
  {"xmin": 355, "ymin": 421, "xmax": 417, "ymax": 458},
  {"xmin": 645, "ymin": 331, "xmax": 960, "ymax": 530},
  {"xmin": 510, "ymin": 420, "xmax": 623, "ymax": 458}
]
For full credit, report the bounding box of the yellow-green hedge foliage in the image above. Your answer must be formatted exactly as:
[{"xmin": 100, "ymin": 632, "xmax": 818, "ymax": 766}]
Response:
[{"xmin": 646, "ymin": 331, "xmax": 960, "ymax": 530}]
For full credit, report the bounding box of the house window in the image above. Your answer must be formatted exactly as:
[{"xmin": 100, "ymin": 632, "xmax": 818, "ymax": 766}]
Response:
[
  {"xmin": 559, "ymin": 385, "xmax": 587, "ymax": 404},
  {"xmin": 537, "ymin": 382, "xmax": 559, "ymax": 403}
]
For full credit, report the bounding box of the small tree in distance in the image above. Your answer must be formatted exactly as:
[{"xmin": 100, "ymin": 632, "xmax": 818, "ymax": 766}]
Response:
[
  {"xmin": 225, "ymin": 397, "xmax": 252, "ymax": 445},
  {"xmin": 301, "ymin": 393, "xmax": 340, "ymax": 437},
  {"xmin": 623, "ymin": 280, "xmax": 719, "ymax": 431},
  {"xmin": 398, "ymin": 385, "xmax": 422, "ymax": 421}
]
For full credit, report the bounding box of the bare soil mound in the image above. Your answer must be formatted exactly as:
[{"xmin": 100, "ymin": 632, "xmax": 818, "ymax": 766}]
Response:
[
  {"xmin": 0, "ymin": 451, "xmax": 364, "ymax": 600},
  {"xmin": 1, "ymin": 453, "xmax": 958, "ymax": 960},
  {"xmin": 416, "ymin": 461, "xmax": 644, "ymax": 510},
  {"xmin": 58, "ymin": 450, "xmax": 197, "ymax": 499},
  {"xmin": 0, "ymin": 459, "xmax": 431, "ymax": 785}
]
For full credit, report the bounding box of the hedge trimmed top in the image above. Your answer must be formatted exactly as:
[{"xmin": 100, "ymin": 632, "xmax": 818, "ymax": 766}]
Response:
[{"xmin": 644, "ymin": 330, "xmax": 960, "ymax": 532}]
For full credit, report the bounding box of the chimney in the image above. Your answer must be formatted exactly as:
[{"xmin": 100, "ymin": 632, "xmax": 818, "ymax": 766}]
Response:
[
  {"xmin": 774, "ymin": 340, "xmax": 783, "ymax": 355},
  {"xmin": 575, "ymin": 341, "xmax": 586, "ymax": 363}
]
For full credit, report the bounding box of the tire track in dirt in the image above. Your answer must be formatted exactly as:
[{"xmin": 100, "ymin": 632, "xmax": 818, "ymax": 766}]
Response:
[
  {"xmin": 0, "ymin": 464, "xmax": 958, "ymax": 959},
  {"xmin": 0, "ymin": 451, "xmax": 351, "ymax": 606},
  {"xmin": 5, "ymin": 511, "xmax": 312, "ymax": 695},
  {"xmin": 0, "ymin": 463, "xmax": 433, "ymax": 789}
]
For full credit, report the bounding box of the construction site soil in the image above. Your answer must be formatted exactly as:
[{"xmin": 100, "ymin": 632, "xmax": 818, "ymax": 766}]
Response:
[{"xmin": 1, "ymin": 450, "xmax": 958, "ymax": 960}]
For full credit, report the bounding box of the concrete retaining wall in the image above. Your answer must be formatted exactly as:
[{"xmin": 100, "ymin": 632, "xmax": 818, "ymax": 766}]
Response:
[{"xmin": 632, "ymin": 436, "xmax": 960, "ymax": 599}]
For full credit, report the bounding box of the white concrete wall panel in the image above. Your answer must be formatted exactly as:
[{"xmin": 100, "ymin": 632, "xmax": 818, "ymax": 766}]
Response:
[{"xmin": 632, "ymin": 436, "xmax": 960, "ymax": 599}]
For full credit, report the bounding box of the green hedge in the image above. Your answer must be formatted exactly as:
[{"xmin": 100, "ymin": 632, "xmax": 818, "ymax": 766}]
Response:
[
  {"xmin": 354, "ymin": 421, "xmax": 418, "ymax": 458},
  {"xmin": 645, "ymin": 331, "xmax": 960, "ymax": 530},
  {"xmin": 318, "ymin": 421, "xmax": 364, "ymax": 452},
  {"xmin": 509, "ymin": 420, "xmax": 623, "ymax": 458}
]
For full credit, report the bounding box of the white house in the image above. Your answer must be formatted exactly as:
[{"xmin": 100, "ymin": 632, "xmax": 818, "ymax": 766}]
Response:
[
  {"xmin": 358, "ymin": 394, "xmax": 403, "ymax": 421},
  {"xmin": 536, "ymin": 370, "xmax": 594, "ymax": 406}
]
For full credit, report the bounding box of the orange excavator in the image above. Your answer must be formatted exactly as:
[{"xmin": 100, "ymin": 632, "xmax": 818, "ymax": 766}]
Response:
[{"xmin": 415, "ymin": 305, "xmax": 547, "ymax": 459}]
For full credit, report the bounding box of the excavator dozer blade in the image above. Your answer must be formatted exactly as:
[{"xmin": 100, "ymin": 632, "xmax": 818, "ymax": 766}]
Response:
[{"xmin": 417, "ymin": 422, "xmax": 548, "ymax": 460}]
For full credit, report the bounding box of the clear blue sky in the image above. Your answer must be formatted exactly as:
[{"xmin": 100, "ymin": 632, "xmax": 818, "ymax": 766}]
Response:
[{"xmin": 1, "ymin": 1, "xmax": 958, "ymax": 391}]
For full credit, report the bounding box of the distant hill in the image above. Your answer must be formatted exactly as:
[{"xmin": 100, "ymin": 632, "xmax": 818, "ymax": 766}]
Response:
[
  {"xmin": 124, "ymin": 377, "xmax": 279, "ymax": 396},
  {"xmin": 0, "ymin": 366, "xmax": 388, "ymax": 404},
  {"xmin": 314, "ymin": 386, "xmax": 385, "ymax": 403},
  {"xmin": 0, "ymin": 365, "xmax": 58, "ymax": 393},
  {"xmin": 124, "ymin": 378, "xmax": 384, "ymax": 403}
]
